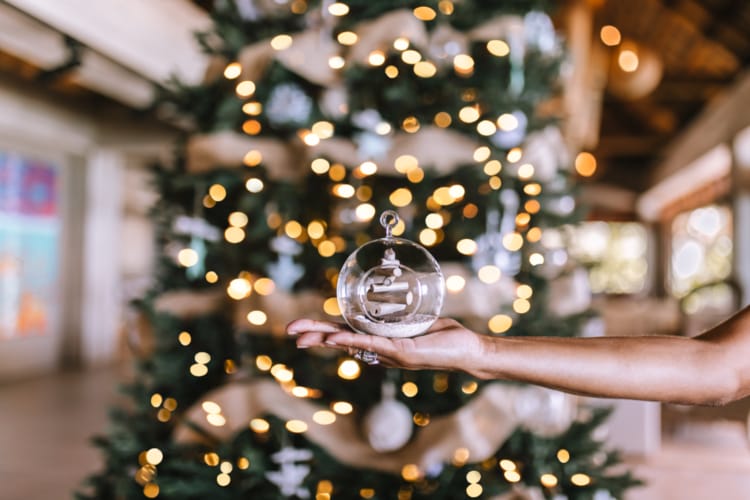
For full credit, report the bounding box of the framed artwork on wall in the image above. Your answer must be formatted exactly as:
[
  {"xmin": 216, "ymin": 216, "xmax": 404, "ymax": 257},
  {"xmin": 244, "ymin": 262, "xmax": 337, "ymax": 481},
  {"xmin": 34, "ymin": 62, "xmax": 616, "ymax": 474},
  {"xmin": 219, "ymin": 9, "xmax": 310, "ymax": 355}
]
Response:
[{"xmin": 0, "ymin": 150, "xmax": 59, "ymax": 339}]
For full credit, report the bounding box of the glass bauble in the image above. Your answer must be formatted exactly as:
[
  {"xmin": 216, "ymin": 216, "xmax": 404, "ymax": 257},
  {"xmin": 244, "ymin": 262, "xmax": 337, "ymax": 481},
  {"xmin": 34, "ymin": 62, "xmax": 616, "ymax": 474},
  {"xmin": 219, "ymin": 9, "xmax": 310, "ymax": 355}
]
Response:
[{"xmin": 337, "ymin": 211, "xmax": 445, "ymax": 338}]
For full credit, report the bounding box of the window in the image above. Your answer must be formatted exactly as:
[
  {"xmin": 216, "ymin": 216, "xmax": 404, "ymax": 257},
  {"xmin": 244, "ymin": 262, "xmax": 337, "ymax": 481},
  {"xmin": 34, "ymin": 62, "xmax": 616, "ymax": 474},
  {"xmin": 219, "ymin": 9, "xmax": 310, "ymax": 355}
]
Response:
[
  {"xmin": 566, "ymin": 221, "xmax": 649, "ymax": 294},
  {"xmin": 669, "ymin": 204, "xmax": 732, "ymax": 299}
]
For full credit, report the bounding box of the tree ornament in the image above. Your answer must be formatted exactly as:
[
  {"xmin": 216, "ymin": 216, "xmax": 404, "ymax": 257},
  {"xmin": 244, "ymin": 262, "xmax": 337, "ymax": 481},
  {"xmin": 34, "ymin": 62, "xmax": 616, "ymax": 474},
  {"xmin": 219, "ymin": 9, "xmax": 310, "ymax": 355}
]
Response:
[
  {"xmin": 472, "ymin": 189, "xmax": 521, "ymax": 277},
  {"xmin": 172, "ymin": 191, "xmax": 221, "ymax": 280},
  {"xmin": 514, "ymin": 386, "xmax": 577, "ymax": 438},
  {"xmin": 363, "ymin": 381, "xmax": 414, "ymax": 452},
  {"xmin": 267, "ymin": 235, "xmax": 305, "ymax": 292},
  {"xmin": 523, "ymin": 11, "xmax": 560, "ymax": 56},
  {"xmin": 265, "ymin": 446, "xmax": 314, "ymax": 498},
  {"xmin": 266, "ymin": 83, "xmax": 313, "ymax": 127},
  {"xmin": 337, "ymin": 210, "xmax": 445, "ymax": 337}
]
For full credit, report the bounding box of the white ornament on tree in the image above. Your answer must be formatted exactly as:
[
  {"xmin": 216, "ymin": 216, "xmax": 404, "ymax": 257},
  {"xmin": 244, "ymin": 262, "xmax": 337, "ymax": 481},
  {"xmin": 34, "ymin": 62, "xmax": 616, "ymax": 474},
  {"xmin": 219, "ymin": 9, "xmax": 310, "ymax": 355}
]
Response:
[
  {"xmin": 265, "ymin": 446, "xmax": 314, "ymax": 498},
  {"xmin": 523, "ymin": 11, "xmax": 560, "ymax": 55},
  {"xmin": 267, "ymin": 235, "xmax": 305, "ymax": 292},
  {"xmin": 363, "ymin": 381, "xmax": 414, "ymax": 452},
  {"xmin": 514, "ymin": 386, "xmax": 577, "ymax": 438},
  {"xmin": 266, "ymin": 83, "xmax": 313, "ymax": 127}
]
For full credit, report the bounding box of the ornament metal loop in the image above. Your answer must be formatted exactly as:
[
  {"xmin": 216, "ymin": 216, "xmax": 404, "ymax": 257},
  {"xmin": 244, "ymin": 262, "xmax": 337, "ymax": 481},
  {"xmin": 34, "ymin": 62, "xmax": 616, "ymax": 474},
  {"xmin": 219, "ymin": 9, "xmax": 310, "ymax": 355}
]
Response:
[{"xmin": 380, "ymin": 210, "xmax": 400, "ymax": 238}]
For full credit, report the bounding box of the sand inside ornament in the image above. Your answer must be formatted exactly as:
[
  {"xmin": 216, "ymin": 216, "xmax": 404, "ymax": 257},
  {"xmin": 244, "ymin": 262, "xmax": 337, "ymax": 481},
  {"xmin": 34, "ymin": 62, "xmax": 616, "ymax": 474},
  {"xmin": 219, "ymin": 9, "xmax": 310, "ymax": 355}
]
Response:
[{"xmin": 350, "ymin": 314, "xmax": 436, "ymax": 338}]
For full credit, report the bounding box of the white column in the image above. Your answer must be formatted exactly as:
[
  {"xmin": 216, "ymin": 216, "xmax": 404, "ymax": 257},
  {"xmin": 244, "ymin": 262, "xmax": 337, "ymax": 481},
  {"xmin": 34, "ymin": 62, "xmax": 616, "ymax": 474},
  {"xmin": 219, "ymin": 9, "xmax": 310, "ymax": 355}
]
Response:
[
  {"xmin": 80, "ymin": 149, "xmax": 124, "ymax": 366},
  {"xmin": 733, "ymin": 127, "xmax": 750, "ymax": 308}
]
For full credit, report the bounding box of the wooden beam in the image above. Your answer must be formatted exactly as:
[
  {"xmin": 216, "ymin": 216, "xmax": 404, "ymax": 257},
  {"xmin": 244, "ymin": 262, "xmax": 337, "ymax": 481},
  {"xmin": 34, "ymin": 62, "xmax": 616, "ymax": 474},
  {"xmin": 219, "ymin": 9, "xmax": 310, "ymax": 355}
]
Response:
[
  {"xmin": 4, "ymin": 0, "xmax": 212, "ymax": 85},
  {"xmin": 0, "ymin": 3, "xmax": 68, "ymax": 69},
  {"xmin": 650, "ymin": 69, "xmax": 750, "ymax": 186}
]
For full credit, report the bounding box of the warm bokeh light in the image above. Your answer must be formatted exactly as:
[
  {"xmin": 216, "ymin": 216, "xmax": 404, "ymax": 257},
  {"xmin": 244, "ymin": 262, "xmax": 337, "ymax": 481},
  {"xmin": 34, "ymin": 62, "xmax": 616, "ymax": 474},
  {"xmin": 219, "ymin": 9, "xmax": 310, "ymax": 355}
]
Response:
[
  {"xmin": 618, "ymin": 48, "xmax": 639, "ymax": 72},
  {"xmin": 235, "ymin": 80, "xmax": 256, "ymax": 97},
  {"xmin": 338, "ymin": 359, "xmax": 361, "ymax": 380},
  {"xmin": 540, "ymin": 473, "xmax": 558, "ymax": 488},
  {"xmin": 245, "ymin": 178, "xmax": 264, "ymax": 193},
  {"xmin": 413, "ymin": 6, "xmax": 437, "ymax": 20},
  {"xmin": 209, "ymin": 183, "xmax": 227, "ymax": 201},
  {"xmin": 473, "ymin": 146, "xmax": 491, "ymax": 162},
  {"xmin": 445, "ymin": 275, "xmax": 466, "ymax": 293},
  {"xmin": 600, "ymin": 25, "xmax": 622, "ymax": 46},
  {"xmin": 458, "ymin": 105, "xmax": 480, "ymax": 123},
  {"xmin": 223, "ymin": 62, "xmax": 242, "ymax": 79},
  {"xmin": 270, "ymin": 34, "xmax": 293, "ymax": 50},
  {"xmin": 434, "ymin": 111, "xmax": 452, "ymax": 127},
  {"xmin": 337, "ymin": 31, "xmax": 358, "ymax": 45},
  {"xmin": 323, "ymin": 297, "xmax": 341, "ymax": 316},
  {"xmin": 402, "ymin": 381, "xmax": 418, "ymax": 397},
  {"xmin": 328, "ymin": 2, "xmax": 349, "ymax": 16},
  {"xmin": 483, "ymin": 160, "xmax": 501, "ymax": 176},
  {"xmin": 478, "ymin": 265, "xmax": 501, "ymax": 284},
  {"xmin": 456, "ymin": 238, "xmax": 477, "ymax": 255},
  {"xmin": 575, "ymin": 151, "xmax": 597, "ymax": 177},
  {"xmin": 488, "ymin": 314, "xmax": 513, "ymax": 334},
  {"xmin": 177, "ymin": 248, "xmax": 199, "ymax": 267},
  {"xmin": 246, "ymin": 310, "xmax": 267, "ymax": 325},
  {"xmin": 250, "ymin": 418, "xmax": 270, "ymax": 433},
  {"xmin": 332, "ymin": 401, "xmax": 353, "ymax": 414},
  {"xmin": 390, "ymin": 188, "xmax": 413, "ymax": 207},
  {"xmin": 487, "ymin": 39, "xmax": 510, "ymax": 56},
  {"xmin": 368, "ymin": 50, "xmax": 386, "ymax": 66},
  {"xmin": 414, "ymin": 61, "xmax": 437, "ymax": 78},
  {"xmin": 571, "ymin": 473, "xmax": 592, "ymax": 487},
  {"xmin": 453, "ymin": 54, "xmax": 475, "ymax": 74},
  {"xmin": 311, "ymin": 158, "xmax": 330, "ymax": 174},
  {"xmin": 285, "ymin": 419, "xmax": 308, "ymax": 433}
]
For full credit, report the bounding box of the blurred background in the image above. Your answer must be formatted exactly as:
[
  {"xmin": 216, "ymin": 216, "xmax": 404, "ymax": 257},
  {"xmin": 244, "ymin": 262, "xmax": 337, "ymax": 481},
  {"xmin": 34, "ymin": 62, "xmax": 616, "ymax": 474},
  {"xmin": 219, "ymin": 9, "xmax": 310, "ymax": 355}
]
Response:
[{"xmin": 1, "ymin": 0, "xmax": 749, "ymax": 498}]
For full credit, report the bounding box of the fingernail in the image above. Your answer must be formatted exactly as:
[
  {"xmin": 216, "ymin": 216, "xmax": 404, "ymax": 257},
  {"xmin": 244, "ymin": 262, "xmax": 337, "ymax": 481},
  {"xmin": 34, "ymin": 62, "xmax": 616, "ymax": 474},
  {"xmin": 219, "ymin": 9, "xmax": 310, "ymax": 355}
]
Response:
[
  {"xmin": 297, "ymin": 345, "xmax": 310, "ymax": 349},
  {"xmin": 324, "ymin": 340, "xmax": 337, "ymax": 346}
]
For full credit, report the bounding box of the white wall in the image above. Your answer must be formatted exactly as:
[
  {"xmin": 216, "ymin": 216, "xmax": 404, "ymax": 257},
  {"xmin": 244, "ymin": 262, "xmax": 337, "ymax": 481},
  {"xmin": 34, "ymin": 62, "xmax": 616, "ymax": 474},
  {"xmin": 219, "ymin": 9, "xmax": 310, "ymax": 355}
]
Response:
[{"xmin": 0, "ymin": 78, "xmax": 170, "ymax": 379}]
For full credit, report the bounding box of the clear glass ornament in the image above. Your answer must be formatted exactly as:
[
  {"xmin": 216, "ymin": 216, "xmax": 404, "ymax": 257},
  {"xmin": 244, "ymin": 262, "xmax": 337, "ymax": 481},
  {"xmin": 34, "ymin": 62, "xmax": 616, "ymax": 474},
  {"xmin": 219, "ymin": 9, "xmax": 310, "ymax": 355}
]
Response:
[{"xmin": 337, "ymin": 210, "xmax": 445, "ymax": 338}]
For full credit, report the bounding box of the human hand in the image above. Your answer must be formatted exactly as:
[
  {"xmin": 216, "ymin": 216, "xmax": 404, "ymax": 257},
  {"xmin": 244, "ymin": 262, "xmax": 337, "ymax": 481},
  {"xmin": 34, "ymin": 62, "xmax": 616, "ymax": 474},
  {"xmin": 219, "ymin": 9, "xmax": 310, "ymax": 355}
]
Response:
[{"xmin": 286, "ymin": 317, "xmax": 486, "ymax": 374}]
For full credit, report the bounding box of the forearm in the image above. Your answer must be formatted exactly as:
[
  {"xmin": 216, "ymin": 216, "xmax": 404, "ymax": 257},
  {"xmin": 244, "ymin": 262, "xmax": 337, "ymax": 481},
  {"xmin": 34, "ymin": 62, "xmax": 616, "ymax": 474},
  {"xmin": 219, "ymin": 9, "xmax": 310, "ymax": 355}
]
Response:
[{"xmin": 472, "ymin": 334, "xmax": 738, "ymax": 405}]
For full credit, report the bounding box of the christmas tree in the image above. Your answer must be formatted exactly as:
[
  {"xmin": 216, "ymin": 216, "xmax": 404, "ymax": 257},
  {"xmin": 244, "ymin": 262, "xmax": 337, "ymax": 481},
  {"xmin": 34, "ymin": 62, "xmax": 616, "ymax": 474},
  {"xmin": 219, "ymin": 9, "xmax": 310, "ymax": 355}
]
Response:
[{"xmin": 79, "ymin": 1, "xmax": 641, "ymax": 498}]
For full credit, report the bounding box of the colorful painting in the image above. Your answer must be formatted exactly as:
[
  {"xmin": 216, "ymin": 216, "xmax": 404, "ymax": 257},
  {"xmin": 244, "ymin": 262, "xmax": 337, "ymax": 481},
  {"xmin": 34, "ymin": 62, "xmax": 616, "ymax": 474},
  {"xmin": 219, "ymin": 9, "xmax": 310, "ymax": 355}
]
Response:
[{"xmin": 0, "ymin": 151, "xmax": 59, "ymax": 339}]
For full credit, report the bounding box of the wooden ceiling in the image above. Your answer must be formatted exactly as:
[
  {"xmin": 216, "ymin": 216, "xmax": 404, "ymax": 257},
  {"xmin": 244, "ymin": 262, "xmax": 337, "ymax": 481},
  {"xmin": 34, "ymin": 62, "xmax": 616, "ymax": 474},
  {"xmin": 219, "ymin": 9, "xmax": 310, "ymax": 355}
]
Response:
[
  {"xmin": 1, "ymin": 0, "xmax": 748, "ymax": 196},
  {"xmin": 590, "ymin": 0, "xmax": 750, "ymax": 191}
]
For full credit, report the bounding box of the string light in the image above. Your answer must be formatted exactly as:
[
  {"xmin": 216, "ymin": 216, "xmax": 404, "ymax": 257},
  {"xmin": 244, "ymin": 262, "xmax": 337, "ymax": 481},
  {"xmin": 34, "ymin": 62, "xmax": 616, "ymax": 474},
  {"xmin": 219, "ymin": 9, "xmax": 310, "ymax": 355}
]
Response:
[
  {"xmin": 235, "ymin": 80, "xmax": 256, "ymax": 97},
  {"xmin": 575, "ymin": 151, "xmax": 597, "ymax": 177},
  {"xmin": 487, "ymin": 40, "xmax": 510, "ymax": 56},
  {"xmin": 402, "ymin": 381, "xmax": 418, "ymax": 397},
  {"xmin": 270, "ymin": 34, "xmax": 293, "ymax": 50},
  {"xmin": 600, "ymin": 25, "xmax": 622, "ymax": 46},
  {"xmin": 488, "ymin": 314, "xmax": 513, "ymax": 334},
  {"xmin": 368, "ymin": 50, "xmax": 386, "ymax": 66},
  {"xmin": 223, "ymin": 62, "xmax": 242, "ymax": 79},
  {"xmin": 328, "ymin": 2, "xmax": 349, "ymax": 16},
  {"xmin": 413, "ymin": 6, "xmax": 437, "ymax": 21},
  {"xmin": 337, "ymin": 31, "xmax": 358, "ymax": 45}
]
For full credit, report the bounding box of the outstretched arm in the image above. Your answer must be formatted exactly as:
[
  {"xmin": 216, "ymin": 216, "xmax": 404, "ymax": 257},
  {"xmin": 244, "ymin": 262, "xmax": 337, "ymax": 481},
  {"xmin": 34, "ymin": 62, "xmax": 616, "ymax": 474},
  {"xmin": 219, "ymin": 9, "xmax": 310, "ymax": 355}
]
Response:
[{"xmin": 287, "ymin": 306, "xmax": 750, "ymax": 406}]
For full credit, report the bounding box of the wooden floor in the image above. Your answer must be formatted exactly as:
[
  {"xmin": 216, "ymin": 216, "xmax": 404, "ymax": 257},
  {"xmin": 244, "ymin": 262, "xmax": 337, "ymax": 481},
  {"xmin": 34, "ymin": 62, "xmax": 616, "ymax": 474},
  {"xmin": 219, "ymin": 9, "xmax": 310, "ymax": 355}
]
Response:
[{"xmin": 1, "ymin": 363, "xmax": 749, "ymax": 500}]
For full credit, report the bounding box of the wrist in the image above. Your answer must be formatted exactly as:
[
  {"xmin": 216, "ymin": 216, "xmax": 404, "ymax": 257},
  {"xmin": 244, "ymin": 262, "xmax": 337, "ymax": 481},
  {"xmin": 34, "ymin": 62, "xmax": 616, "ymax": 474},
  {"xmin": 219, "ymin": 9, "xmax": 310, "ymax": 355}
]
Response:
[{"xmin": 468, "ymin": 333, "xmax": 501, "ymax": 380}]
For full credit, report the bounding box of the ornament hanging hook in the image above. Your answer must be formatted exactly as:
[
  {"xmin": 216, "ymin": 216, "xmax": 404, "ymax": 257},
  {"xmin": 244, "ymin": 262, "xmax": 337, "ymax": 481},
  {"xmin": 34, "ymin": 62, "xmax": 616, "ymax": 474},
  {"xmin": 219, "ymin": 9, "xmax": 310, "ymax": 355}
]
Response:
[{"xmin": 380, "ymin": 210, "xmax": 399, "ymax": 238}]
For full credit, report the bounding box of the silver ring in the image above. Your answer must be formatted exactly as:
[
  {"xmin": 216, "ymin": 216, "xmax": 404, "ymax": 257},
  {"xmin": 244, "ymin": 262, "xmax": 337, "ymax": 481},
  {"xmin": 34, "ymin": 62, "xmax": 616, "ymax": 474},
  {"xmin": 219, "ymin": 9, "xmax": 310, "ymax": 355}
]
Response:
[{"xmin": 354, "ymin": 349, "xmax": 379, "ymax": 365}]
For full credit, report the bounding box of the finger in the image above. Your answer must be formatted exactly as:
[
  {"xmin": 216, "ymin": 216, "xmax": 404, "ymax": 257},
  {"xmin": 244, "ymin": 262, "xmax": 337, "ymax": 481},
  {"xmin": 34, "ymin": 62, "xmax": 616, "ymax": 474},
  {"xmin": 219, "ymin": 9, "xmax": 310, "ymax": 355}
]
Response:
[
  {"xmin": 324, "ymin": 331, "xmax": 400, "ymax": 358},
  {"xmin": 295, "ymin": 331, "xmax": 330, "ymax": 348},
  {"xmin": 287, "ymin": 319, "xmax": 348, "ymax": 335}
]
